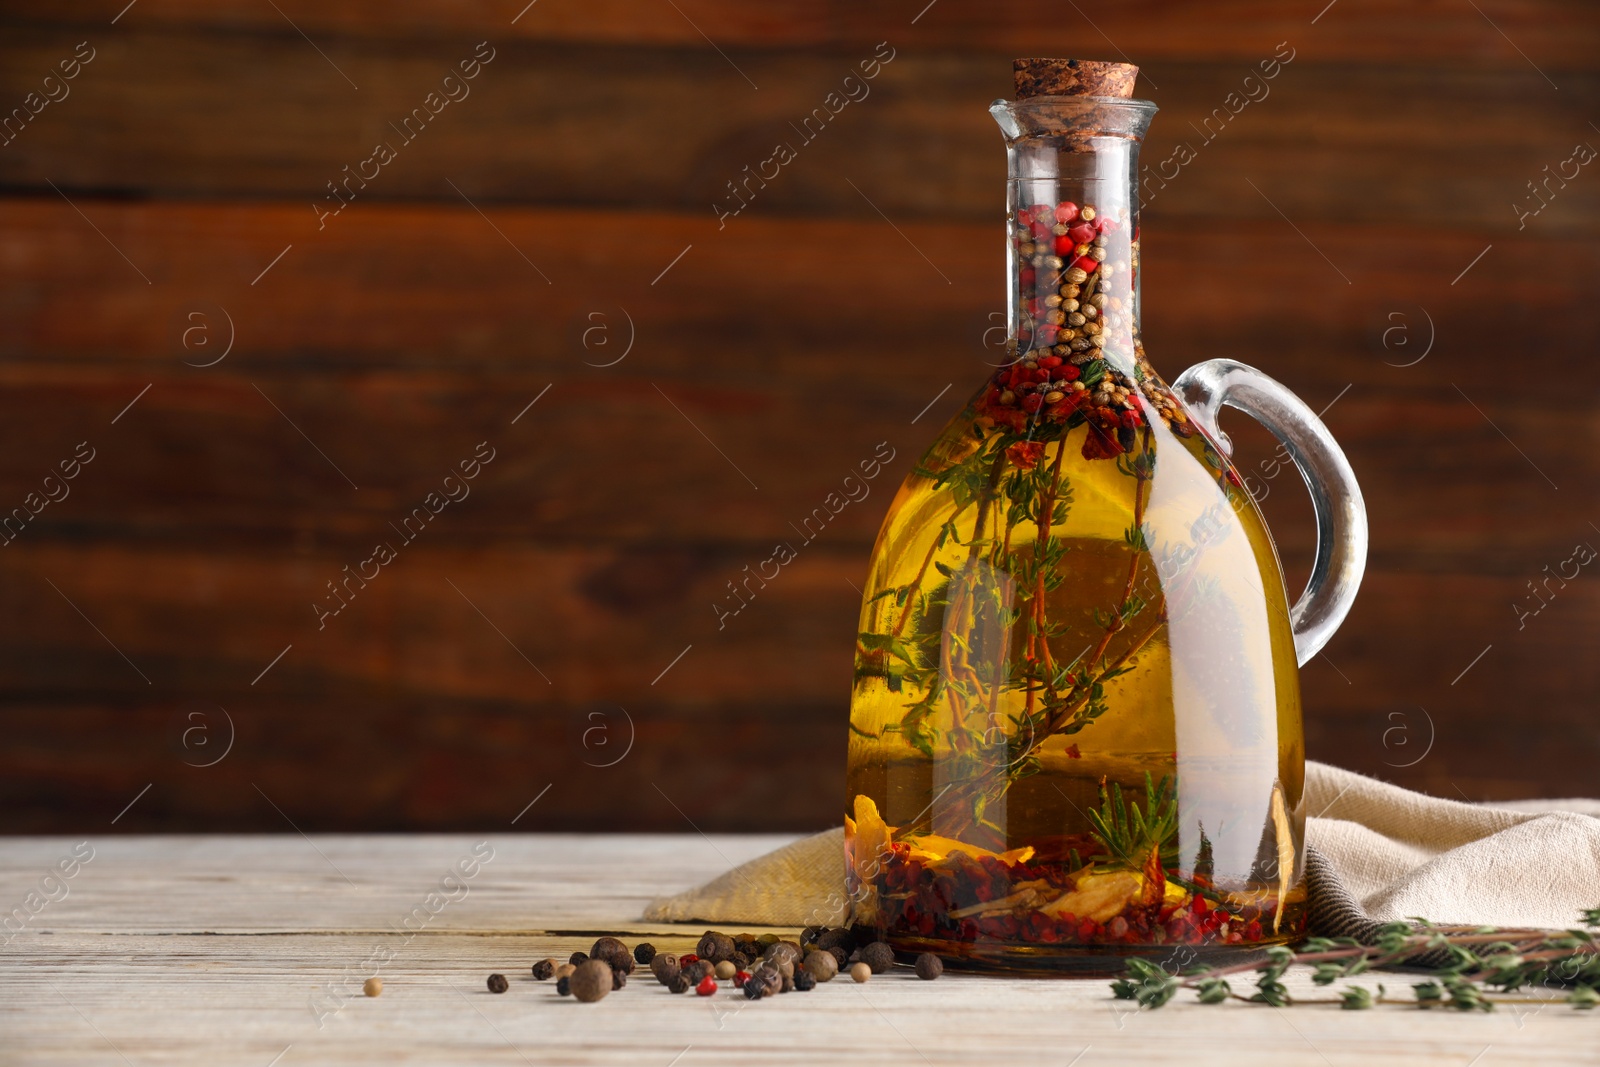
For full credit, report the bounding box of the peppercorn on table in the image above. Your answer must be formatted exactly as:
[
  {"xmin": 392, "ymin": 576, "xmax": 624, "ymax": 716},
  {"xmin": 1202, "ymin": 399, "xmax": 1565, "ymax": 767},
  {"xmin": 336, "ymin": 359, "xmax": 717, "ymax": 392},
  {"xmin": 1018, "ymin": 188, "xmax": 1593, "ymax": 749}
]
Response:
[{"xmin": 0, "ymin": 835, "xmax": 1589, "ymax": 1066}]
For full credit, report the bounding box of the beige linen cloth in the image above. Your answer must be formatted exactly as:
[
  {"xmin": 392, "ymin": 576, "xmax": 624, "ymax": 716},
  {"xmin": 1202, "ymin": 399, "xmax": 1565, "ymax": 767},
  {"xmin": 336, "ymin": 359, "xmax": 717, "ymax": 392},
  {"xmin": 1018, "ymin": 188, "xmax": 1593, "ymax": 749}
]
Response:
[{"xmin": 646, "ymin": 762, "xmax": 1600, "ymax": 939}]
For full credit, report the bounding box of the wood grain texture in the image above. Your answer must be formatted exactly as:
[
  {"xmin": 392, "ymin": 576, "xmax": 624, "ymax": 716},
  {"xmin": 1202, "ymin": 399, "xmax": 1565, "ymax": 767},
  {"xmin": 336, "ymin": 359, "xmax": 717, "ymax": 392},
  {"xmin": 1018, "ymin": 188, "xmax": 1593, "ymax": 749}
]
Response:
[
  {"xmin": 2, "ymin": 0, "xmax": 1597, "ymax": 65},
  {"xmin": 0, "ymin": 30, "xmax": 1596, "ymax": 232},
  {"xmin": 0, "ymin": 3, "xmax": 1597, "ymax": 833},
  {"xmin": 1, "ymin": 835, "xmax": 1595, "ymax": 1066}
]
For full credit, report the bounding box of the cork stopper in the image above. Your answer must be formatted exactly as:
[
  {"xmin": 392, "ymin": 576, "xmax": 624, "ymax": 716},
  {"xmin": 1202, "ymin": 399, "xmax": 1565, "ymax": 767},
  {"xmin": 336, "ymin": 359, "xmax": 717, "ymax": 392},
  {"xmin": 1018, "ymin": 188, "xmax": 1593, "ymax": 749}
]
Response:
[{"xmin": 1013, "ymin": 59, "xmax": 1139, "ymax": 99}]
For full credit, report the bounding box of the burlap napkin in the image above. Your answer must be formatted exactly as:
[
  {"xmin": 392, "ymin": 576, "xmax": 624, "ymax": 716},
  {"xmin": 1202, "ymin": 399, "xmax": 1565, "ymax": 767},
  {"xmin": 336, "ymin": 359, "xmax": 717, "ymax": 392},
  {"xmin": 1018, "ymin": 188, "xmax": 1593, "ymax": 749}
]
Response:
[{"xmin": 645, "ymin": 762, "xmax": 1600, "ymax": 940}]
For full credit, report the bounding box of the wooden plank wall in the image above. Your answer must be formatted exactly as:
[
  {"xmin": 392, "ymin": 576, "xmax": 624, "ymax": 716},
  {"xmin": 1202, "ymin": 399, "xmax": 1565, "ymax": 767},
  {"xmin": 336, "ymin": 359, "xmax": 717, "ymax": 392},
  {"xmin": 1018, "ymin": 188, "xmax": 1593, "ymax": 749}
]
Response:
[{"xmin": 0, "ymin": 1, "xmax": 1596, "ymax": 833}]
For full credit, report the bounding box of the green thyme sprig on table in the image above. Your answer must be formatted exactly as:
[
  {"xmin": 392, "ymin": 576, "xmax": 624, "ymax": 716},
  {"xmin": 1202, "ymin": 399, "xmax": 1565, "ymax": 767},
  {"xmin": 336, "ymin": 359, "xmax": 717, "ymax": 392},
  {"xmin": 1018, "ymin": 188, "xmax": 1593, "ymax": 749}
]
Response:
[{"xmin": 1111, "ymin": 908, "xmax": 1600, "ymax": 1011}]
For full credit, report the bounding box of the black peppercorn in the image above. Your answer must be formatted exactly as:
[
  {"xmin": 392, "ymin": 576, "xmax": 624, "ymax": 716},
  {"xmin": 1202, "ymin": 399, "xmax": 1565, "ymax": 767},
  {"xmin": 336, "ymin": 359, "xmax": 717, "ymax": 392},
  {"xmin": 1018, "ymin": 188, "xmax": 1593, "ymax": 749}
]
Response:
[
  {"xmin": 794, "ymin": 967, "xmax": 817, "ymax": 991},
  {"xmin": 532, "ymin": 958, "xmax": 557, "ymax": 981},
  {"xmin": 487, "ymin": 973, "xmax": 509, "ymax": 994},
  {"xmin": 590, "ymin": 936, "xmax": 634, "ymax": 975},
  {"xmin": 569, "ymin": 951, "xmax": 589, "ymax": 966},
  {"xmin": 650, "ymin": 953, "xmax": 680, "ymax": 986},
  {"xmin": 734, "ymin": 936, "xmax": 761, "ymax": 959},
  {"xmin": 729, "ymin": 950, "xmax": 751, "ymax": 969},
  {"xmin": 697, "ymin": 930, "xmax": 735, "ymax": 963},
  {"xmin": 859, "ymin": 942, "xmax": 896, "ymax": 974},
  {"xmin": 745, "ymin": 965, "xmax": 781, "ymax": 1000},
  {"xmin": 667, "ymin": 973, "xmax": 692, "ymax": 994},
  {"xmin": 817, "ymin": 927, "xmax": 853, "ymax": 955},
  {"xmin": 801, "ymin": 924, "xmax": 824, "ymax": 949},
  {"xmin": 611, "ymin": 968, "xmax": 627, "ymax": 991},
  {"xmin": 681, "ymin": 959, "xmax": 714, "ymax": 985},
  {"xmin": 914, "ymin": 953, "xmax": 944, "ymax": 981},
  {"xmin": 634, "ymin": 942, "xmax": 656, "ymax": 965},
  {"xmin": 556, "ymin": 976, "xmax": 571, "ymax": 996},
  {"xmin": 827, "ymin": 946, "xmax": 848, "ymax": 969}
]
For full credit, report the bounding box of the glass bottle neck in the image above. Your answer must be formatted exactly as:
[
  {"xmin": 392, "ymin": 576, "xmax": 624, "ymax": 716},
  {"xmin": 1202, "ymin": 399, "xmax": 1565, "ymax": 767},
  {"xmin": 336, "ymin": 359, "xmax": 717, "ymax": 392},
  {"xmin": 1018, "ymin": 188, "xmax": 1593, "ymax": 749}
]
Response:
[{"xmin": 992, "ymin": 98, "xmax": 1155, "ymax": 378}]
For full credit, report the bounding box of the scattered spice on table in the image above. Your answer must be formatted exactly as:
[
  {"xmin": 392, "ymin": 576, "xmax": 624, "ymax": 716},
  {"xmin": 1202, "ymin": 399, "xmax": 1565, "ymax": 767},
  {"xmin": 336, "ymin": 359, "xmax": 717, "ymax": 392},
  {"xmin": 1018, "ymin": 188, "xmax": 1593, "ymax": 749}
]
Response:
[
  {"xmin": 649, "ymin": 953, "xmax": 680, "ymax": 985},
  {"xmin": 850, "ymin": 963, "xmax": 872, "ymax": 983},
  {"xmin": 486, "ymin": 973, "xmax": 509, "ymax": 994},
  {"xmin": 531, "ymin": 958, "xmax": 556, "ymax": 981},
  {"xmin": 804, "ymin": 950, "xmax": 838, "ymax": 982},
  {"xmin": 915, "ymin": 953, "xmax": 944, "ymax": 981},
  {"xmin": 362, "ymin": 977, "xmax": 383, "ymax": 997},
  {"xmin": 590, "ymin": 936, "xmax": 634, "ymax": 975},
  {"xmin": 857, "ymin": 942, "xmax": 895, "ymax": 974},
  {"xmin": 568, "ymin": 960, "xmax": 612, "ymax": 1003}
]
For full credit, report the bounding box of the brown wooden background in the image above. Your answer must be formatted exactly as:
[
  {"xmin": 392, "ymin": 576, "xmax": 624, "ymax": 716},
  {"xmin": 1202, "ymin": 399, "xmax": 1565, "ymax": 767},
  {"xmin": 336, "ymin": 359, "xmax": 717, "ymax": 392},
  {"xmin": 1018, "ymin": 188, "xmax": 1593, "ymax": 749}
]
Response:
[{"xmin": 1, "ymin": 1, "xmax": 1597, "ymax": 834}]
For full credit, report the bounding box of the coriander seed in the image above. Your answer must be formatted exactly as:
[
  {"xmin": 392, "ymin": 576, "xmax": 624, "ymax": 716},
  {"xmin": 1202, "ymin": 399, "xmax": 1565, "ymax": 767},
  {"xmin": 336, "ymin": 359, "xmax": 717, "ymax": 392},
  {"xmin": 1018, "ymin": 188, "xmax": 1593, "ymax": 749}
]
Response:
[
  {"xmin": 850, "ymin": 962, "xmax": 872, "ymax": 983},
  {"xmin": 363, "ymin": 977, "xmax": 383, "ymax": 997},
  {"xmin": 714, "ymin": 960, "xmax": 736, "ymax": 980}
]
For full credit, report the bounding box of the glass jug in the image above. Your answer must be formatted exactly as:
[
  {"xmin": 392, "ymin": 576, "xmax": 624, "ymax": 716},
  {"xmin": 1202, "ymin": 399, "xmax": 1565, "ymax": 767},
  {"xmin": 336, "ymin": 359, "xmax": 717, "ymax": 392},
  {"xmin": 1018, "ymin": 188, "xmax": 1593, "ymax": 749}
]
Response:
[{"xmin": 844, "ymin": 59, "xmax": 1366, "ymax": 973}]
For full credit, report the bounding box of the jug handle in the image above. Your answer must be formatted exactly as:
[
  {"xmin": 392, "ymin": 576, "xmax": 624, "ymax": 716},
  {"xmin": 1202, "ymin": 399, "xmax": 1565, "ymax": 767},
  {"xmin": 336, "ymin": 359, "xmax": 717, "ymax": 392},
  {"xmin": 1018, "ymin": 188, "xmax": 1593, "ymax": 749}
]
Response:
[{"xmin": 1170, "ymin": 359, "xmax": 1367, "ymax": 666}]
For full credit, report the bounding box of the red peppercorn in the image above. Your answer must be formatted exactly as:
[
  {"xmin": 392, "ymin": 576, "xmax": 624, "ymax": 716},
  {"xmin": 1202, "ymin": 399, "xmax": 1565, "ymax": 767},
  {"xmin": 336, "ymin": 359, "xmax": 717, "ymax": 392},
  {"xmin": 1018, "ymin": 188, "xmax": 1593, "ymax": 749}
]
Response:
[
  {"xmin": 733, "ymin": 969, "xmax": 750, "ymax": 988},
  {"xmin": 1021, "ymin": 395, "xmax": 1044, "ymax": 414},
  {"xmin": 1054, "ymin": 201, "xmax": 1079, "ymax": 222},
  {"xmin": 1060, "ymin": 365, "xmax": 1080, "ymax": 381},
  {"xmin": 1073, "ymin": 255, "xmax": 1099, "ymax": 274},
  {"xmin": 1067, "ymin": 222, "xmax": 1095, "ymax": 245},
  {"xmin": 1036, "ymin": 324, "xmax": 1059, "ymax": 345},
  {"xmin": 679, "ymin": 954, "xmax": 699, "ymax": 965},
  {"xmin": 1019, "ymin": 268, "xmax": 1035, "ymax": 287},
  {"xmin": 1038, "ymin": 355, "xmax": 1062, "ymax": 368},
  {"xmin": 695, "ymin": 975, "xmax": 718, "ymax": 996},
  {"xmin": 1029, "ymin": 204, "xmax": 1053, "ymax": 222},
  {"xmin": 1053, "ymin": 234, "xmax": 1075, "ymax": 256}
]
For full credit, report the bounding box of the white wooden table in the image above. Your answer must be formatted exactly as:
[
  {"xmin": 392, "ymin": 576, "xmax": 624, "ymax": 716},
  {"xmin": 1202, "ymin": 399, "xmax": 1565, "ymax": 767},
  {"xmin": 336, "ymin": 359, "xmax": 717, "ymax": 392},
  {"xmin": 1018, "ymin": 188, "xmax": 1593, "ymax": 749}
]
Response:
[{"xmin": 1, "ymin": 835, "xmax": 1592, "ymax": 1065}]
